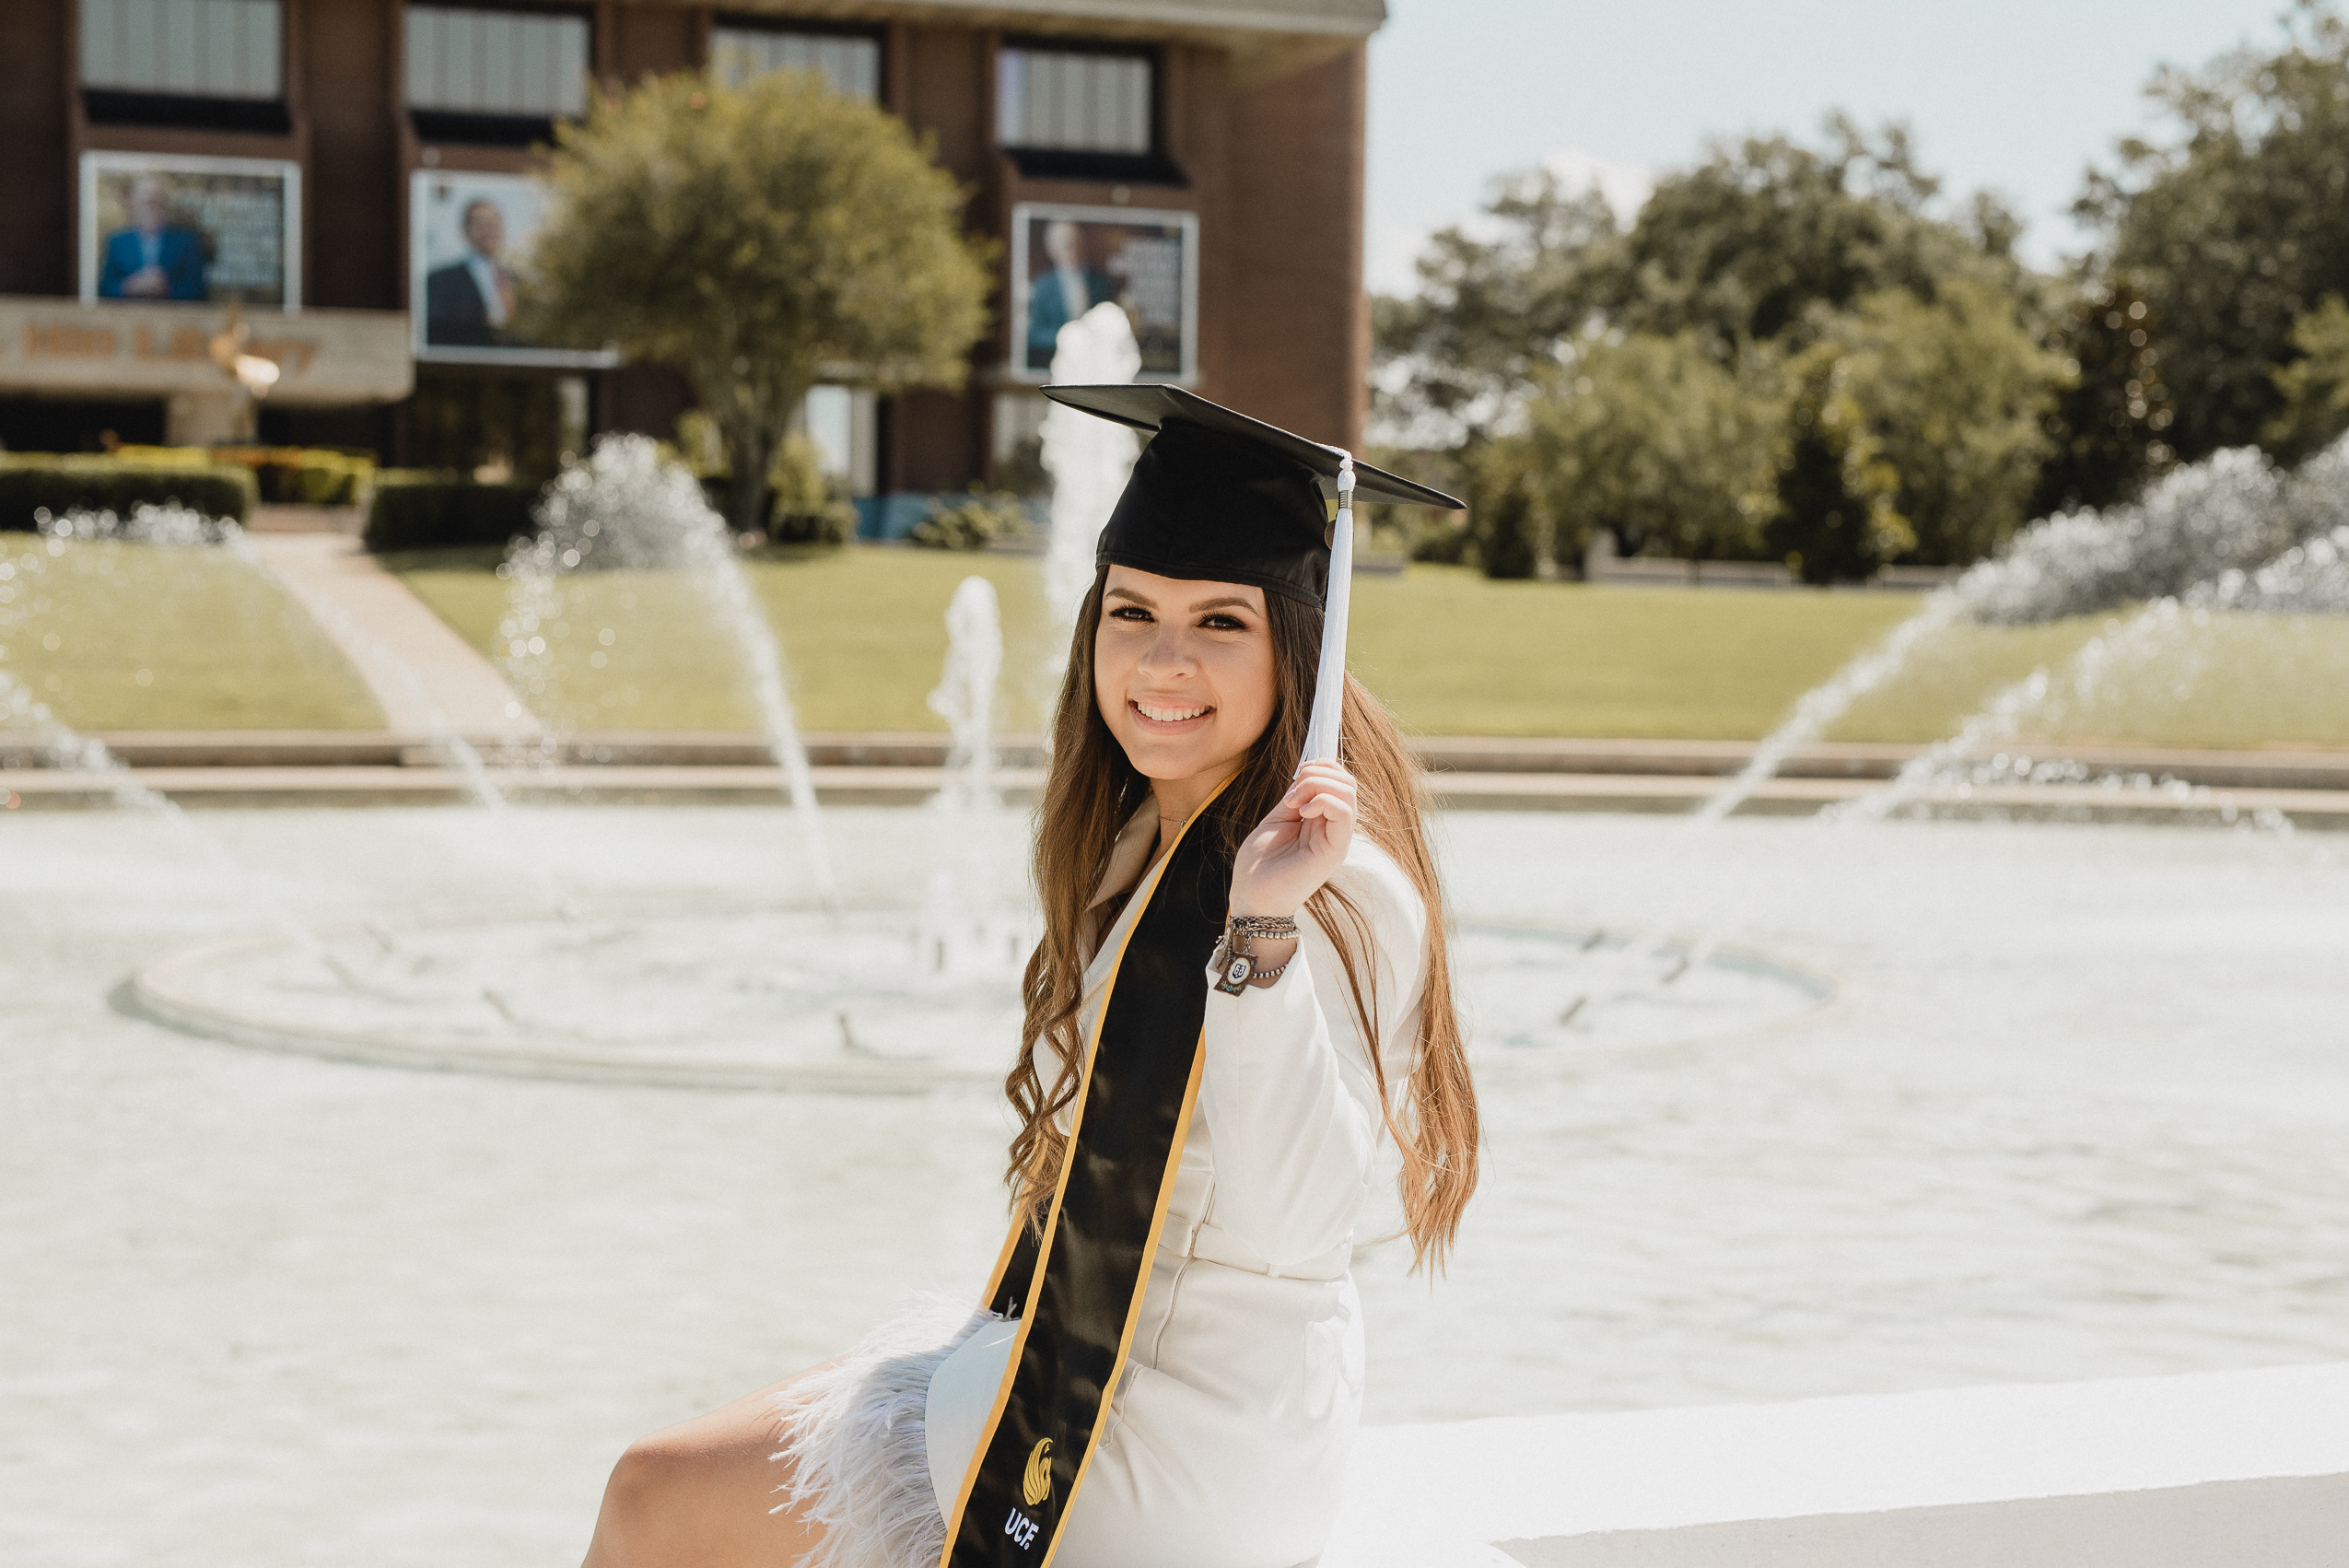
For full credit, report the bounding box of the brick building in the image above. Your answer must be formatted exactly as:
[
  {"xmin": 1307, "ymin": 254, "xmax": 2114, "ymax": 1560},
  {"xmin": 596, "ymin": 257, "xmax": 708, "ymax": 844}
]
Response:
[{"xmin": 0, "ymin": 0, "xmax": 1382, "ymax": 530}]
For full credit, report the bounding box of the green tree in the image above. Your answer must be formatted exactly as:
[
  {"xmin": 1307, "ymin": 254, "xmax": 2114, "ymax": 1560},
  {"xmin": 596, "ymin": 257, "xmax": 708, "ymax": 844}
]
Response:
[
  {"xmin": 1467, "ymin": 467, "xmax": 1545, "ymax": 580},
  {"xmin": 1825, "ymin": 281, "xmax": 2063, "ymax": 567},
  {"xmin": 525, "ymin": 70, "xmax": 993, "ymax": 533},
  {"xmin": 2263, "ymin": 295, "xmax": 2349, "ymax": 462},
  {"xmin": 1502, "ymin": 332, "xmax": 1782, "ymax": 566},
  {"xmin": 1373, "ymin": 118, "xmax": 2056, "ymax": 573},
  {"xmin": 1767, "ymin": 344, "xmax": 1911, "ymax": 584},
  {"xmin": 2028, "ymin": 278, "xmax": 2177, "ymax": 515},
  {"xmin": 1600, "ymin": 116, "xmax": 2031, "ymax": 354},
  {"xmin": 1373, "ymin": 169, "xmax": 1618, "ymax": 446},
  {"xmin": 2086, "ymin": 2, "xmax": 2349, "ymax": 461}
]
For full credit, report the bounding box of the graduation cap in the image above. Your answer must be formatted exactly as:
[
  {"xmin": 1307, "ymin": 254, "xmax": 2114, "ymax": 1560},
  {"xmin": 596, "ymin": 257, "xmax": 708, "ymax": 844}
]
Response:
[{"xmin": 1041, "ymin": 384, "xmax": 1464, "ymax": 766}]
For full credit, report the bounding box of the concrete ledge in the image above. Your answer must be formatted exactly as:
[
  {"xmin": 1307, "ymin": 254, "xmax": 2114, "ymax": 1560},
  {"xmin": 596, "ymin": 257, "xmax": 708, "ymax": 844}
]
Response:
[
  {"xmin": 8, "ymin": 762, "xmax": 2349, "ymax": 823},
  {"xmin": 1323, "ymin": 1362, "xmax": 2349, "ymax": 1567},
  {"xmin": 16, "ymin": 731, "xmax": 2349, "ymax": 792},
  {"xmin": 0, "ymin": 765, "xmax": 1040, "ymax": 809}
]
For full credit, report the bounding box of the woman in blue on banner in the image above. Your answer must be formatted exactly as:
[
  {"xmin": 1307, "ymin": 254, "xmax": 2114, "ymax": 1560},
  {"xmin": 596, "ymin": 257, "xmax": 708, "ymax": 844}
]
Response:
[{"xmin": 580, "ymin": 388, "xmax": 1480, "ymax": 1568}]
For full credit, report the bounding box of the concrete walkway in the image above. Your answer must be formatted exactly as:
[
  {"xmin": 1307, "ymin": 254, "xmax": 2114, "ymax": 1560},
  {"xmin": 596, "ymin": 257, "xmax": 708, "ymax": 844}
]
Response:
[{"xmin": 244, "ymin": 533, "xmax": 539, "ymax": 740}]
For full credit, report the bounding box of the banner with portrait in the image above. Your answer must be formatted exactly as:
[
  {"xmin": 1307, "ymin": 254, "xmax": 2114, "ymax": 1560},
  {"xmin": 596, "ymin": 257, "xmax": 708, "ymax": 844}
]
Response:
[
  {"xmin": 80, "ymin": 152, "xmax": 300, "ymax": 308},
  {"xmin": 1010, "ymin": 203, "xmax": 1198, "ymax": 383},
  {"xmin": 410, "ymin": 170, "xmax": 617, "ymax": 367}
]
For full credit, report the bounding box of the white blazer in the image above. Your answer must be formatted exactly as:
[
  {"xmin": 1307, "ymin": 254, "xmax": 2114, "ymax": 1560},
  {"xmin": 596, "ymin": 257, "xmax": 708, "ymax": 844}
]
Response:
[{"xmin": 927, "ymin": 806, "xmax": 1431, "ymax": 1568}]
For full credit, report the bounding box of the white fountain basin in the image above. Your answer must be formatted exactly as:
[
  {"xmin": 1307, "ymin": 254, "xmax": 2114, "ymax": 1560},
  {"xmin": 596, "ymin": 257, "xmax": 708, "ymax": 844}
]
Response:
[{"xmin": 128, "ymin": 907, "xmax": 1833, "ymax": 1092}]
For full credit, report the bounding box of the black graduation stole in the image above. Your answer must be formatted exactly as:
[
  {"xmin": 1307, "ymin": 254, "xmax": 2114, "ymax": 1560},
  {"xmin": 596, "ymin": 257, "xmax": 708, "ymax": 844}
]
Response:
[{"xmin": 937, "ymin": 783, "xmax": 1235, "ymax": 1567}]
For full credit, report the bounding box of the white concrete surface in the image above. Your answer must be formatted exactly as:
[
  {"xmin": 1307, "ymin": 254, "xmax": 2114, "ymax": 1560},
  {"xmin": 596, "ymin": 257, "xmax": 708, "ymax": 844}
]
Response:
[
  {"xmin": 245, "ymin": 533, "xmax": 540, "ymax": 739},
  {"xmin": 5, "ymin": 808, "xmax": 2348, "ymax": 1564},
  {"xmin": 1324, "ymin": 1362, "xmax": 2349, "ymax": 1565}
]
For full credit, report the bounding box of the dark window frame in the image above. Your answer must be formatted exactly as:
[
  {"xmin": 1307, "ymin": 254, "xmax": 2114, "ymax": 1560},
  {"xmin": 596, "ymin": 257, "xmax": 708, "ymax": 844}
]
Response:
[
  {"xmin": 77, "ymin": 0, "xmax": 290, "ymax": 132},
  {"xmin": 996, "ymin": 35, "xmax": 1182, "ymax": 187},
  {"xmin": 82, "ymin": 88, "xmax": 291, "ymax": 133}
]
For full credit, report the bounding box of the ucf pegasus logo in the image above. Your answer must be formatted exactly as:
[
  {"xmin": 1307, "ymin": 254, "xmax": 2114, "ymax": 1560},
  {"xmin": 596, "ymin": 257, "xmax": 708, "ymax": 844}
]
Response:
[
  {"xmin": 1021, "ymin": 1437, "xmax": 1054, "ymax": 1505},
  {"xmin": 1001, "ymin": 1439, "xmax": 1054, "ymax": 1551}
]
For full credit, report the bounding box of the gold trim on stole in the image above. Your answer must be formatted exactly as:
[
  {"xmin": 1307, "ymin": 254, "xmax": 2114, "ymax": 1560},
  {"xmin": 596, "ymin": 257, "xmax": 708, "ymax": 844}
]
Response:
[{"xmin": 936, "ymin": 777, "xmax": 1233, "ymax": 1564}]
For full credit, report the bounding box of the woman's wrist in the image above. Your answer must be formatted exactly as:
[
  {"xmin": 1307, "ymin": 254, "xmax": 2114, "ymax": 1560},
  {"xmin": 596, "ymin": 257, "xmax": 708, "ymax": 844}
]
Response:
[{"xmin": 1227, "ymin": 892, "xmax": 1299, "ymax": 919}]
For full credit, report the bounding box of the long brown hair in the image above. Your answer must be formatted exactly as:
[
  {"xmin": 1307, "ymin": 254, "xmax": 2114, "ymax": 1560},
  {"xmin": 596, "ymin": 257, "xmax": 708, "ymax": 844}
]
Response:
[{"xmin": 1006, "ymin": 568, "xmax": 1479, "ymax": 1272}]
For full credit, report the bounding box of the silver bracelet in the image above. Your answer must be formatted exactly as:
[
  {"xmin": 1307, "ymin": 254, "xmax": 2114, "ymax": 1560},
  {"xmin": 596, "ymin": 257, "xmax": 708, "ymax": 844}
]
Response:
[{"xmin": 1210, "ymin": 914, "xmax": 1299, "ymax": 996}]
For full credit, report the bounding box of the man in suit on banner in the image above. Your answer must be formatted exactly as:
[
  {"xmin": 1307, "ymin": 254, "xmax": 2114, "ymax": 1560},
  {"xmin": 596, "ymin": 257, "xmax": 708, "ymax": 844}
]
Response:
[
  {"xmin": 98, "ymin": 177, "xmax": 208, "ymax": 301},
  {"xmin": 1025, "ymin": 218, "xmax": 1120, "ymax": 372},
  {"xmin": 425, "ymin": 197, "xmax": 518, "ymax": 348}
]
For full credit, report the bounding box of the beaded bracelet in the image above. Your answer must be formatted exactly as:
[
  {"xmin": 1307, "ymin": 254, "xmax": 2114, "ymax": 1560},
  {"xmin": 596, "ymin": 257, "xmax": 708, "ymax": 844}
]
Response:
[{"xmin": 1210, "ymin": 914, "xmax": 1300, "ymax": 996}]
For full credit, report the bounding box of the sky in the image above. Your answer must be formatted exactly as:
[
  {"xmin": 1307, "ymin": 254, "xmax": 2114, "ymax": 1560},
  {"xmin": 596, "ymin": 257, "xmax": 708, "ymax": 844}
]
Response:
[{"xmin": 1365, "ymin": 0, "xmax": 2299, "ymax": 297}]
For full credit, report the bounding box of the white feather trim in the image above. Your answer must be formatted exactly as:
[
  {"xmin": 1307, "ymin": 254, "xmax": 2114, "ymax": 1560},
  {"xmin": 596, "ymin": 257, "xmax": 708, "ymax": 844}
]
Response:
[{"xmin": 773, "ymin": 1292, "xmax": 999, "ymax": 1568}]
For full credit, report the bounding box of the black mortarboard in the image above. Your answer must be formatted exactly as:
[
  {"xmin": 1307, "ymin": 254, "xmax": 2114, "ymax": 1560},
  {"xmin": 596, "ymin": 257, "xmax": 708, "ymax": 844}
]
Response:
[{"xmin": 1041, "ymin": 384, "xmax": 1464, "ymax": 765}]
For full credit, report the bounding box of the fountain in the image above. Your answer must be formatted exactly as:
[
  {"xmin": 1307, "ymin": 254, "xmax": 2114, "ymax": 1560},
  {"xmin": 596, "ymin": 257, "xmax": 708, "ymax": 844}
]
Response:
[
  {"xmin": 111, "ymin": 534, "xmax": 1825, "ymax": 1085},
  {"xmin": 1698, "ymin": 431, "xmax": 2349, "ymax": 822},
  {"xmin": 35, "ymin": 416, "xmax": 2349, "ymax": 1094},
  {"xmin": 1039, "ymin": 301, "xmax": 1142, "ymax": 631},
  {"xmin": 913, "ymin": 575, "xmax": 1034, "ymax": 977},
  {"xmin": 501, "ymin": 434, "xmax": 839, "ymax": 910},
  {"xmin": 0, "ymin": 508, "xmax": 380, "ymax": 988},
  {"xmin": 1813, "ymin": 440, "xmax": 2349, "ymax": 826}
]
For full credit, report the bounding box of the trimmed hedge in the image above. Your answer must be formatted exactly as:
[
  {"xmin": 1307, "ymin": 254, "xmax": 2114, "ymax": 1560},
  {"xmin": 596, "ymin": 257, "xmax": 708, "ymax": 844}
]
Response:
[
  {"xmin": 910, "ymin": 487, "xmax": 1034, "ymax": 551},
  {"xmin": 363, "ymin": 473, "xmax": 542, "ymax": 552},
  {"xmin": 0, "ymin": 459, "xmax": 255, "ymax": 530},
  {"xmin": 697, "ymin": 473, "xmax": 856, "ymax": 546},
  {"xmin": 211, "ymin": 446, "xmax": 376, "ymax": 507}
]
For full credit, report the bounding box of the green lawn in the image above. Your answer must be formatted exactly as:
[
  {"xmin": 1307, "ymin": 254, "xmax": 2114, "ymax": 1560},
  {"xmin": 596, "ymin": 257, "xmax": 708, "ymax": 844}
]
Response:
[
  {"xmin": 0, "ymin": 536, "xmax": 382, "ymax": 731},
  {"xmin": 1361, "ymin": 573, "xmax": 2349, "ymax": 746},
  {"xmin": 390, "ymin": 547, "xmax": 1063, "ymax": 733},
  {"xmin": 12, "ymin": 538, "xmax": 2349, "ymax": 748},
  {"xmin": 389, "ymin": 551, "xmax": 2349, "ymax": 749}
]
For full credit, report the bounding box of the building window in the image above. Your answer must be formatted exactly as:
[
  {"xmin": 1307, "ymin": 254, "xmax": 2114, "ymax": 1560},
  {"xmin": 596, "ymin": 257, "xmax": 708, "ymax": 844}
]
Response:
[
  {"xmin": 711, "ymin": 25, "xmax": 880, "ymax": 101},
  {"xmin": 78, "ymin": 0, "xmax": 288, "ymax": 127},
  {"xmin": 81, "ymin": 0, "xmax": 282, "ymax": 99},
  {"xmin": 997, "ymin": 46, "xmax": 1151, "ymax": 155},
  {"xmin": 405, "ymin": 5, "xmax": 590, "ymax": 120},
  {"xmin": 803, "ymin": 386, "xmax": 878, "ymax": 497}
]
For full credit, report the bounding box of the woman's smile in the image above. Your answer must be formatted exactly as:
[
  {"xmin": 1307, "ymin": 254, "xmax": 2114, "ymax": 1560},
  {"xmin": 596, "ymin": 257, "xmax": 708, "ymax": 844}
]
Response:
[{"xmin": 1130, "ymin": 697, "xmax": 1215, "ymax": 729}]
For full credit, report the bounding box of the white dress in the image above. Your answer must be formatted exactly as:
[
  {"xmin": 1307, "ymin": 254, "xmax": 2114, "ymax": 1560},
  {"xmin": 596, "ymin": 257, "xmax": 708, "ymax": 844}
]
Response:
[{"xmin": 781, "ymin": 809, "xmax": 1429, "ymax": 1568}]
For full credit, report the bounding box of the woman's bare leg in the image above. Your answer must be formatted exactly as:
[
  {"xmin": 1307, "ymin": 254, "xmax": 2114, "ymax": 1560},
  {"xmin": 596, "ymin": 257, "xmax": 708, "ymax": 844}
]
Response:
[{"xmin": 581, "ymin": 1368, "xmax": 829, "ymax": 1568}]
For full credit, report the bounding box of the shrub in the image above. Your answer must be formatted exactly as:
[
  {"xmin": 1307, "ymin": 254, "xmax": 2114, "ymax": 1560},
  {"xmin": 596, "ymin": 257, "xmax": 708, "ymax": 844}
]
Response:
[
  {"xmin": 678, "ymin": 418, "xmax": 854, "ymax": 546},
  {"xmin": 1471, "ymin": 476, "xmax": 1543, "ymax": 579},
  {"xmin": 0, "ymin": 457, "xmax": 254, "ymax": 530},
  {"xmin": 1405, "ymin": 511, "xmax": 1476, "ymax": 565},
  {"xmin": 209, "ymin": 446, "xmax": 377, "ymax": 507},
  {"xmin": 766, "ymin": 431, "xmax": 855, "ymax": 546},
  {"xmin": 362, "ymin": 472, "xmax": 542, "ymax": 551},
  {"xmin": 770, "ymin": 496, "xmax": 855, "ymax": 546},
  {"xmin": 910, "ymin": 486, "xmax": 1033, "ymax": 550}
]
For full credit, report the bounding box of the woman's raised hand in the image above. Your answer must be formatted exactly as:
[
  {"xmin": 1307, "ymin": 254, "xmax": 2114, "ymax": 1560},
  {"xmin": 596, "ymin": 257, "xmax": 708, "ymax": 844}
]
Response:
[{"xmin": 1228, "ymin": 761, "xmax": 1357, "ymax": 919}]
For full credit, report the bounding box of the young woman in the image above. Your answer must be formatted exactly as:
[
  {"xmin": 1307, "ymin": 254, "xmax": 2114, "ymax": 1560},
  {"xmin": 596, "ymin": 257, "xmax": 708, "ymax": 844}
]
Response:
[{"xmin": 581, "ymin": 391, "xmax": 1478, "ymax": 1568}]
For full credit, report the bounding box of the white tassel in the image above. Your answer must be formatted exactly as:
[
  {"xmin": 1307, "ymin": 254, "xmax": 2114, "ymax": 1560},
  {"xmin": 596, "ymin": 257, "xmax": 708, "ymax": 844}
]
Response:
[{"xmin": 1302, "ymin": 453, "xmax": 1354, "ymax": 766}]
